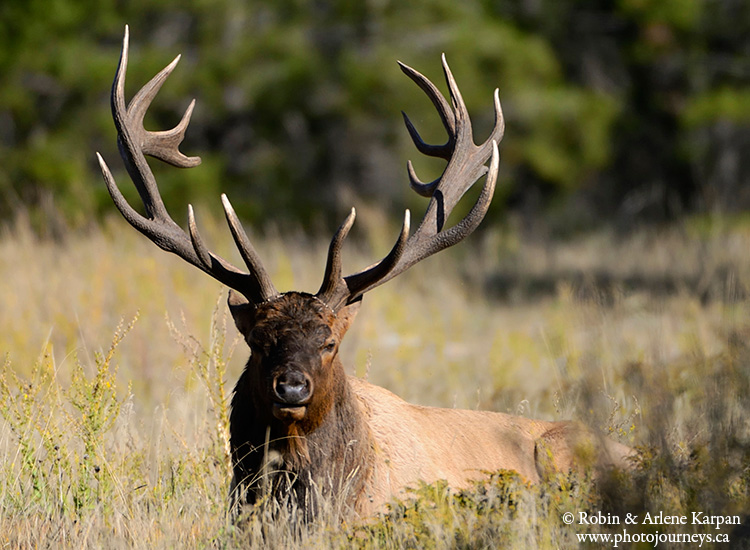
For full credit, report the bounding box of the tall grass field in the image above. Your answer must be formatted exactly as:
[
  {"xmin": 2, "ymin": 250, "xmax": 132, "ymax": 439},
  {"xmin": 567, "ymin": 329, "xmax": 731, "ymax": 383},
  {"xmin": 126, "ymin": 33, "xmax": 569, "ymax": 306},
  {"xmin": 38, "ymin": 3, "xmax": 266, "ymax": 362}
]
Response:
[{"xmin": 2, "ymin": 210, "xmax": 750, "ymax": 548}]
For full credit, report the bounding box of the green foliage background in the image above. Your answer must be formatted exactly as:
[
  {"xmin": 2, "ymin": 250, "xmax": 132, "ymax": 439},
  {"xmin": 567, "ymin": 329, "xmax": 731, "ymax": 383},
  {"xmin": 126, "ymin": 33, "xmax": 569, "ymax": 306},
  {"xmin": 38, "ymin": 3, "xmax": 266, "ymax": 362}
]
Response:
[{"xmin": 0, "ymin": 0, "xmax": 748, "ymax": 232}]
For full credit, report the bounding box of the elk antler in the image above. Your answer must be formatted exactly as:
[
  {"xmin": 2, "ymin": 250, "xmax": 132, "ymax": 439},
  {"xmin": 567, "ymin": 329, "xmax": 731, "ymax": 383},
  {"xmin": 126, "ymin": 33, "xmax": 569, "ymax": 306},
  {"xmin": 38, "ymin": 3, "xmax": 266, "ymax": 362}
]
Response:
[
  {"xmin": 316, "ymin": 55, "xmax": 503, "ymax": 311},
  {"xmin": 96, "ymin": 26, "xmax": 279, "ymax": 305}
]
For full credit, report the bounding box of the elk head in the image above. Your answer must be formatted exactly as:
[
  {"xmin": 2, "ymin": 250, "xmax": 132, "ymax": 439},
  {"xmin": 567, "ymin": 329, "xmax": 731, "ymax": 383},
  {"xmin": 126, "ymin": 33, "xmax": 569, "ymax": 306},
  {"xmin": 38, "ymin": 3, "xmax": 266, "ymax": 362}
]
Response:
[
  {"xmin": 228, "ymin": 291, "xmax": 360, "ymax": 429},
  {"xmin": 97, "ymin": 25, "xmax": 504, "ymax": 478}
]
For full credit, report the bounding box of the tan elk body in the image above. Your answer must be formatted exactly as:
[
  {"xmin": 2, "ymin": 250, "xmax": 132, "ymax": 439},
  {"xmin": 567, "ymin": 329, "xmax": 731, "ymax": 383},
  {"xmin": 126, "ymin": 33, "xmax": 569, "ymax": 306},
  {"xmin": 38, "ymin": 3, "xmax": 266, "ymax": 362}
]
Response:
[
  {"xmin": 97, "ymin": 27, "xmax": 631, "ymax": 518},
  {"xmin": 344, "ymin": 377, "xmax": 620, "ymax": 512}
]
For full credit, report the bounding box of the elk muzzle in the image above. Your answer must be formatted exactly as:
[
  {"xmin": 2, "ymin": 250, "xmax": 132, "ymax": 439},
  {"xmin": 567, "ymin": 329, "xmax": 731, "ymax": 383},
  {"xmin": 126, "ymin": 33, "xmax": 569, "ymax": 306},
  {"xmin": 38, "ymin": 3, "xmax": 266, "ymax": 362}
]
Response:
[{"xmin": 272, "ymin": 370, "xmax": 313, "ymax": 422}]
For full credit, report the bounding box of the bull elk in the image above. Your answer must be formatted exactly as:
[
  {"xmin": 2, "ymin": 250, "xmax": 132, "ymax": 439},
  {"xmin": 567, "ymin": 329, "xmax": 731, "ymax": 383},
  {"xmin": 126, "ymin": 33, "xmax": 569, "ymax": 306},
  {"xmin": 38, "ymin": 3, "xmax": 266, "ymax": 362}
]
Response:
[{"xmin": 97, "ymin": 27, "xmax": 632, "ymax": 519}]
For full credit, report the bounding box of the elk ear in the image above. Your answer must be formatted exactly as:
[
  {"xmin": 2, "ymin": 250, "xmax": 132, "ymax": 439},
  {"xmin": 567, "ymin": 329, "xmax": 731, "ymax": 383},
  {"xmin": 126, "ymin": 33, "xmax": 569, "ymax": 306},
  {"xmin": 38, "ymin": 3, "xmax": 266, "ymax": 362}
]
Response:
[
  {"xmin": 228, "ymin": 290, "xmax": 256, "ymax": 337},
  {"xmin": 333, "ymin": 298, "xmax": 361, "ymax": 338}
]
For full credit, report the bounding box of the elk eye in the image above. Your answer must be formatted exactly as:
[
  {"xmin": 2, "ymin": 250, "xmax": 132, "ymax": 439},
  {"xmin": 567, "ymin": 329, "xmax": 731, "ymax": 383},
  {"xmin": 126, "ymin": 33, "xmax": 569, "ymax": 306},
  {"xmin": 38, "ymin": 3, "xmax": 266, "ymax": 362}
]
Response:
[{"xmin": 322, "ymin": 340, "xmax": 336, "ymax": 353}]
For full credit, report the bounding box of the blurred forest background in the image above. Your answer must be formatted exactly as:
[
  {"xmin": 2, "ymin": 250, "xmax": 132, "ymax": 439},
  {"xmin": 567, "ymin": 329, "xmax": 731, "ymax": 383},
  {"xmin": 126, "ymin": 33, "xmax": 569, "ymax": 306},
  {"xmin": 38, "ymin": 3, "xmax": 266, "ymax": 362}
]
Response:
[{"xmin": 1, "ymin": 0, "xmax": 748, "ymax": 236}]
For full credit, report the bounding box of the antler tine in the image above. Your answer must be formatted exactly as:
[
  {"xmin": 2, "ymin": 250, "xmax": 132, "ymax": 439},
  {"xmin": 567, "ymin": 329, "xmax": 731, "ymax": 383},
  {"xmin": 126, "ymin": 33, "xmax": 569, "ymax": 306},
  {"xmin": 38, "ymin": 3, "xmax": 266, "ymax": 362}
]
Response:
[
  {"xmin": 398, "ymin": 61, "xmax": 454, "ymax": 161},
  {"xmin": 316, "ymin": 210, "xmax": 410, "ymax": 310},
  {"xmin": 343, "ymin": 210, "xmax": 410, "ymax": 302},
  {"xmin": 345, "ymin": 141, "xmax": 498, "ymax": 300},
  {"xmin": 111, "ymin": 26, "xmax": 200, "ymax": 222},
  {"xmin": 316, "ymin": 208, "xmax": 357, "ymax": 305},
  {"xmin": 98, "ymin": 27, "xmax": 278, "ymax": 305},
  {"xmin": 399, "ymin": 54, "xmax": 486, "ymax": 201},
  {"xmin": 432, "ymin": 140, "xmax": 499, "ymax": 251},
  {"xmin": 124, "ymin": 58, "xmax": 201, "ymax": 168},
  {"xmin": 393, "ymin": 55, "xmax": 503, "ymax": 266},
  {"xmin": 316, "ymin": 56, "xmax": 503, "ymax": 311},
  {"xmin": 402, "ymin": 54, "xmax": 503, "ymax": 231},
  {"xmin": 221, "ymin": 194, "xmax": 279, "ymax": 301},
  {"xmin": 187, "ymin": 204, "xmax": 212, "ymax": 267}
]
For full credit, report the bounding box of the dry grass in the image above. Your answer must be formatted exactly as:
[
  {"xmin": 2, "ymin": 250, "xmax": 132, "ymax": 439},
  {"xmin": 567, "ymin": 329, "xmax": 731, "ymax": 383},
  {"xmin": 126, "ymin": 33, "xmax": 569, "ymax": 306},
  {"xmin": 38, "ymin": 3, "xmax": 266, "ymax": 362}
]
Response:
[{"xmin": 2, "ymin": 211, "xmax": 750, "ymax": 548}]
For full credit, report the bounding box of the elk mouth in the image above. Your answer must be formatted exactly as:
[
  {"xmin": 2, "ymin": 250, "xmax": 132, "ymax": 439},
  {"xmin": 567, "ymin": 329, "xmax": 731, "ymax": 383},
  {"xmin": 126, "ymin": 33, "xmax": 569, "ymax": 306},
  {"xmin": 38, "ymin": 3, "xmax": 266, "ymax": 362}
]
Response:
[
  {"xmin": 271, "ymin": 371, "xmax": 312, "ymax": 422},
  {"xmin": 272, "ymin": 402, "xmax": 307, "ymax": 422}
]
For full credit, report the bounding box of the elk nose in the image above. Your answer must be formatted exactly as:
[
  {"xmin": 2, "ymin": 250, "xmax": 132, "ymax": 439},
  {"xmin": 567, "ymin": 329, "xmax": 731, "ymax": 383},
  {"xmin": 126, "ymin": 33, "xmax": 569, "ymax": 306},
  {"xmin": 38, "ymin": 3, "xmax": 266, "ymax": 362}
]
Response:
[{"xmin": 273, "ymin": 371, "xmax": 312, "ymax": 405}]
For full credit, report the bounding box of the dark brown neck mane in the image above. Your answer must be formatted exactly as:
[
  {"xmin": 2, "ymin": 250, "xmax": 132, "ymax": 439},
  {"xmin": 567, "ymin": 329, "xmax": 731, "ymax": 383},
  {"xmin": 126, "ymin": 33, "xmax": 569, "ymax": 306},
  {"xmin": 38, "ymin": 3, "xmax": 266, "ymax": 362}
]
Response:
[{"xmin": 229, "ymin": 294, "xmax": 374, "ymax": 517}]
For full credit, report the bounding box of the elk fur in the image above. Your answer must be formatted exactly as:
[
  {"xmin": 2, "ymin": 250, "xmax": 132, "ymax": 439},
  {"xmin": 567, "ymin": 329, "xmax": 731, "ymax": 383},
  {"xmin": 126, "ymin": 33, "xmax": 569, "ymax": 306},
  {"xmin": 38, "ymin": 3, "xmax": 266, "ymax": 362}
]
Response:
[{"xmin": 228, "ymin": 292, "xmax": 631, "ymax": 518}]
